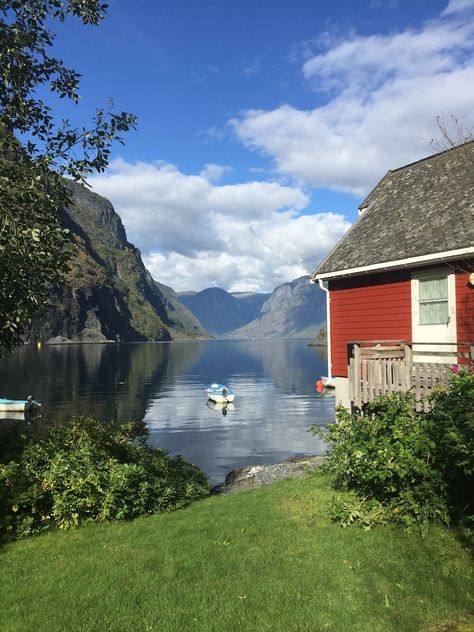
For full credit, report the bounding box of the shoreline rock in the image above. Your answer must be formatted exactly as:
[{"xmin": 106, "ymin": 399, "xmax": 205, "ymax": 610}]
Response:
[{"xmin": 215, "ymin": 455, "xmax": 325, "ymax": 494}]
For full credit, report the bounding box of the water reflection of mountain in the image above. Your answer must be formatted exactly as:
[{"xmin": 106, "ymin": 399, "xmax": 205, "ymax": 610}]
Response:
[
  {"xmin": 187, "ymin": 339, "xmax": 327, "ymax": 396},
  {"xmin": 142, "ymin": 339, "xmax": 332, "ymax": 483},
  {"xmin": 1, "ymin": 340, "xmax": 334, "ymax": 484},
  {"xmin": 180, "ymin": 340, "xmax": 264, "ymax": 385},
  {"xmin": 255, "ymin": 339, "xmax": 328, "ymax": 395},
  {"xmin": 0, "ymin": 342, "xmax": 203, "ymax": 424}
]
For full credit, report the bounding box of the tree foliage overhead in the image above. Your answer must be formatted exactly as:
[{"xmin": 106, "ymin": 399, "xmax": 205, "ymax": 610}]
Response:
[{"xmin": 0, "ymin": 0, "xmax": 136, "ymax": 354}]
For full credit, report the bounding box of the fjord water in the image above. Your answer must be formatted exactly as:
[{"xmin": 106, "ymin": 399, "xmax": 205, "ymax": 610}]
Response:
[{"xmin": 0, "ymin": 340, "xmax": 334, "ymax": 483}]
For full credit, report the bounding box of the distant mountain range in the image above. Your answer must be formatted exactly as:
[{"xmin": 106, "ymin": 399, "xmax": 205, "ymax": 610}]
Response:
[
  {"xmin": 179, "ymin": 276, "xmax": 326, "ymax": 339},
  {"xmin": 178, "ymin": 288, "xmax": 269, "ymax": 335},
  {"xmin": 27, "ymin": 183, "xmax": 326, "ymax": 343},
  {"xmin": 230, "ymin": 276, "xmax": 326, "ymax": 339}
]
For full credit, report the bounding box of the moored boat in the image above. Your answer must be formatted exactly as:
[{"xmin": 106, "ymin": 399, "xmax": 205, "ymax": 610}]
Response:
[
  {"xmin": 205, "ymin": 383, "xmax": 235, "ymax": 403},
  {"xmin": 206, "ymin": 400, "xmax": 235, "ymax": 413},
  {"xmin": 0, "ymin": 396, "xmax": 41, "ymax": 413}
]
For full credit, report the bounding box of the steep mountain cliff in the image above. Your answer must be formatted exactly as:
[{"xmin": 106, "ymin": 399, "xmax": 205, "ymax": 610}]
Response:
[
  {"xmin": 178, "ymin": 288, "xmax": 269, "ymax": 336},
  {"xmin": 27, "ymin": 182, "xmax": 208, "ymax": 342},
  {"xmin": 229, "ymin": 276, "xmax": 326, "ymax": 339},
  {"xmin": 154, "ymin": 281, "xmax": 208, "ymax": 339}
]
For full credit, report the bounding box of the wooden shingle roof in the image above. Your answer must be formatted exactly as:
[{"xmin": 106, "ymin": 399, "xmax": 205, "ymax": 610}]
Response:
[{"xmin": 313, "ymin": 142, "xmax": 474, "ymax": 279}]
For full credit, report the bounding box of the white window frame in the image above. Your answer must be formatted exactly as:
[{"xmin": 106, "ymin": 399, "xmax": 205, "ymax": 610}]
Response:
[
  {"xmin": 412, "ymin": 267, "xmax": 456, "ymax": 331},
  {"xmin": 417, "ymin": 275, "xmax": 450, "ymax": 326},
  {"xmin": 411, "ymin": 267, "xmax": 457, "ymax": 363}
]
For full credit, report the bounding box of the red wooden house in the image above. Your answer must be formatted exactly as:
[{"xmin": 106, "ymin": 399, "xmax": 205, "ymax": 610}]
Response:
[{"xmin": 311, "ymin": 142, "xmax": 474, "ymax": 409}]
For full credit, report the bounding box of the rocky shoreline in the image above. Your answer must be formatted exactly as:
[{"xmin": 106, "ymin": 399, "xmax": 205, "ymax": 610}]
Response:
[{"xmin": 215, "ymin": 455, "xmax": 325, "ymax": 494}]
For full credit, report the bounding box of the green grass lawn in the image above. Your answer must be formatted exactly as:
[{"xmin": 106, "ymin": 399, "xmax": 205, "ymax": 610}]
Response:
[{"xmin": 1, "ymin": 473, "xmax": 472, "ymax": 632}]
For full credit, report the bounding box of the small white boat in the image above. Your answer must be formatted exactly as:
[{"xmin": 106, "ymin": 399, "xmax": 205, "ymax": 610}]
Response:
[
  {"xmin": 0, "ymin": 410, "xmax": 29, "ymax": 421},
  {"xmin": 206, "ymin": 383, "xmax": 235, "ymax": 403},
  {"xmin": 0, "ymin": 396, "xmax": 41, "ymax": 413},
  {"xmin": 206, "ymin": 400, "xmax": 235, "ymax": 413}
]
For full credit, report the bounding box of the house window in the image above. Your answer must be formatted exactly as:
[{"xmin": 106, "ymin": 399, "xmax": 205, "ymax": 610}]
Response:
[{"xmin": 419, "ymin": 276, "xmax": 449, "ymax": 325}]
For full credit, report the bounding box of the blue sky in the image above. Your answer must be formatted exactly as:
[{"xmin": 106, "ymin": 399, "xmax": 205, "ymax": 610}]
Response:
[{"xmin": 50, "ymin": 0, "xmax": 474, "ymax": 292}]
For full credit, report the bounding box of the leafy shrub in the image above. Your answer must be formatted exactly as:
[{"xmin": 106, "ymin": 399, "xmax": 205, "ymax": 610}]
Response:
[
  {"xmin": 428, "ymin": 366, "xmax": 474, "ymax": 522},
  {"xmin": 314, "ymin": 393, "xmax": 447, "ymax": 530},
  {"xmin": 313, "ymin": 368, "xmax": 474, "ymax": 529},
  {"xmin": 327, "ymin": 494, "xmax": 391, "ymax": 529},
  {"xmin": 0, "ymin": 417, "xmax": 211, "ymax": 538}
]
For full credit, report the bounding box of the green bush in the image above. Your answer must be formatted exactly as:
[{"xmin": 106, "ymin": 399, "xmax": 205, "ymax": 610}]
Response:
[
  {"xmin": 429, "ymin": 366, "xmax": 474, "ymax": 522},
  {"xmin": 315, "ymin": 392, "xmax": 447, "ymax": 529},
  {"xmin": 0, "ymin": 417, "xmax": 211, "ymax": 538},
  {"xmin": 313, "ymin": 367, "xmax": 474, "ymax": 530}
]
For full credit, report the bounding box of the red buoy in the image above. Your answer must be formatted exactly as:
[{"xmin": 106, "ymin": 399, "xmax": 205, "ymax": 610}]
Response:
[{"xmin": 315, "ymin": 380, "xmax": 324, "ymax": 393}]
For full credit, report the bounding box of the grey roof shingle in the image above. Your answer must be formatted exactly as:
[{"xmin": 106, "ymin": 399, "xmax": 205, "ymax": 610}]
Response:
[{"xmin": 313, "ymin": 142, "xmax": 474, "ymax": 278}]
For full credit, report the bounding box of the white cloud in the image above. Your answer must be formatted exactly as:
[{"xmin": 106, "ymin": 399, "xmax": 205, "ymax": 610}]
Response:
[
  {"xmin": 199, "ymin": 163, "xmax": 232, "ymax": 182},
  {"xmin": 89, "ymin": 159, "xmax": 350, "ymax": 292},
  {"xmin": 231, "ymin": 5, "xmax": 474, "ymax": 194},
  {"xmin": 442, "ymin": 0, "xmax": 474, "ymax": 15},
  {"xmin": 302, "ymin": 20, "xmax": 472, "ymax": 90},
  {"xmin": 142, "ymin": 210, "xmax": 347, "ymax": 293},
  {"xmin": 209, "ymin": 181, "xmax": 308, "ymax": 218},
  {"xmin": 242, "ymin": 57, "xmax": 262, "ymax": 76},
  {"xmin": 91, "ymin": 4, "xmax": 474, "ymax": 294}
]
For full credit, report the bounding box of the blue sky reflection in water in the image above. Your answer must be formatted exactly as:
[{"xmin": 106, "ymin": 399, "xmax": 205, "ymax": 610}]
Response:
[{"xmin": 0, "ymin": 340, "xmax": 333, "ymax": 483}]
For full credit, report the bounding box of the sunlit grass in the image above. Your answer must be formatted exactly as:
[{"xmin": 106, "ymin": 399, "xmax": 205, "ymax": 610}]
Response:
[{"xmin": 1, "ymin": 473, "xmax": 472, "ymax": 631}]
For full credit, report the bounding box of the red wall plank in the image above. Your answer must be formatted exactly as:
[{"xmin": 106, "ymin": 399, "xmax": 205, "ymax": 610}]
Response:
[
  {"xmin": 456, "ymin": 272, "xmax": 474, "ymax": 343},
  {"xmin": 328, "ymin": 264, "xmax": 474, "ymax": 377},
  {"xmin": 329, "ymin": 271, "xmax": 412, "ymax": 377}
]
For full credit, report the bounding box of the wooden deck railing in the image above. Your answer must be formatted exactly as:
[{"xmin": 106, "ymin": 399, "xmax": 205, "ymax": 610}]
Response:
[{"xmin": 348, "ymin": 341, "xmax": 473, "ymax": 412}]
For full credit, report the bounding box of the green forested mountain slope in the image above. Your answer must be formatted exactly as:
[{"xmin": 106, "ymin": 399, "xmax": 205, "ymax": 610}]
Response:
[{"xmin": 27, "ymin": 182, "xmax": 208, "ymax": 342}]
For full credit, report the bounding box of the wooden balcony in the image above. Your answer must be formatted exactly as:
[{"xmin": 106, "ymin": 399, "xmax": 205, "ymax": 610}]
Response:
[{"xmin": 348, "ymin": 340, "xmax": 474, "ymax": 412}]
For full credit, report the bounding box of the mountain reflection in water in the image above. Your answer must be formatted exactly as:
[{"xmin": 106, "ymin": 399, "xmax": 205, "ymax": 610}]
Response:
[{"xmin": 0, "ymin": 339, "xmax": 334, "ymax": 483}]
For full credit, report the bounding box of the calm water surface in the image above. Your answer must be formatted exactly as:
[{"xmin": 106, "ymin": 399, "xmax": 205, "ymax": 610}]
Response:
[{"xmin": 0, "ymin": 339, "xmax": 334, "ymax": 483}]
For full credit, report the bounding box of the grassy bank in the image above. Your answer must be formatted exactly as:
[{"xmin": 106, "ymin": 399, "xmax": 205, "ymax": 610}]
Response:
[{"xmin": 1, "ymin": 473, "xmax": 472, "ymax": 632}]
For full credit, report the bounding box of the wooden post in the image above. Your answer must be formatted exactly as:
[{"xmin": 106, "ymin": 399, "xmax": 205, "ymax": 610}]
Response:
[
  {"xmin": 404, "ymin": 344, "xmax": 413, "ymax": 393},
  {"xmin": 349, "ymin": 357, "xmax": 353, "ymax": 405},
  {"xmin": 369, "ymin": 360, "xmax": 375, "ymax": 401},
  {"xmin": 381, "ymin": 358, "xmax": 386, "ymax": 396},
  {"xmin": 375, "ymin": 358, "xmax": 381, "ymax": 398},
  {"xmin": 414, "ymin": 363, "xmax": 420, "ymax": 406},
  {"xmin": 353, "ymin": 344, "xmax": 361, "ymax": 408},
  {"xmin": 362, "ymin": 358, "xmax": 368, "ymax": 404}
]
